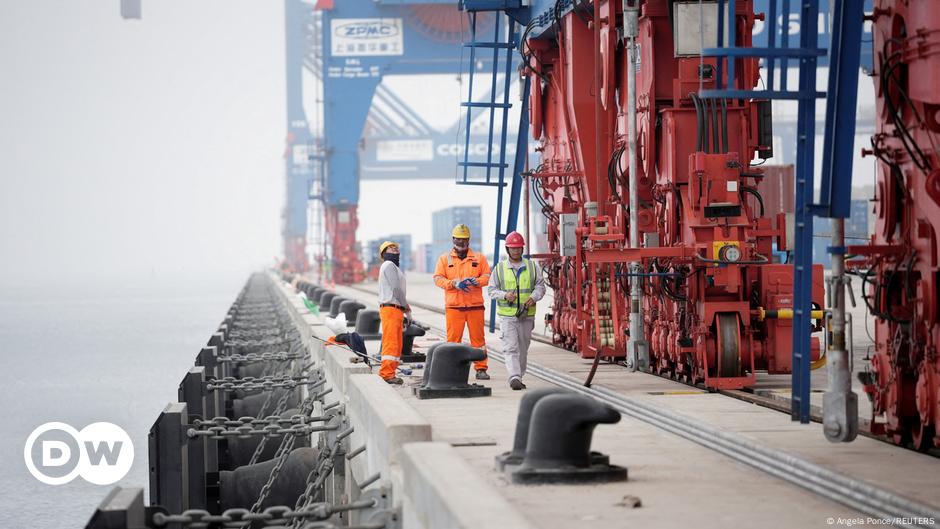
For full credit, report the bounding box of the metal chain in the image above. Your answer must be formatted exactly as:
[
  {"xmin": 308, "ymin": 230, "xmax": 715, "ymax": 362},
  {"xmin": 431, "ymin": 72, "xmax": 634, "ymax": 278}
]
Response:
[
  {"xmin": 290, "ymin": 427, "xmax": 355, "ymax": 528},
  {"xmin": 250, "ymin": 388, "xmax": 299, "ymax": 465},
  {"xmin": 218, "ymin": 352, "xmax": 306, "ymax": 364},
  {"xmin": 190, "ymin": 414, "xmax": 326, "ymax": 430},
  {"xmin": 151, "ymin": 499, "xmax": 379, "ymax": 528},
  {"xmin": 244, "ymin": 433, "xmax": 297, "ymax": 526},
  {"xmin": 254, "ymin": 389, "xmax": 277, "ymax": 422},
  {"xmin": 150, "ymin": 280, "xmax": 388, "ymax": 529},
  {"xmin": 206, "ymin": 376, "xmax": 324, "ymax": 392},
  {"xmin": 187, "ymin": 422, "xmax": 338, "ymax": 440}
]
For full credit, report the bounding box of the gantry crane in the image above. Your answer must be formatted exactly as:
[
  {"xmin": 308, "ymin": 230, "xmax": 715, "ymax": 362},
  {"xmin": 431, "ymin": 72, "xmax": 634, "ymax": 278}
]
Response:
[{"xmin": 283, "ymin": 0, "xmax": 501, "ymax": 283}]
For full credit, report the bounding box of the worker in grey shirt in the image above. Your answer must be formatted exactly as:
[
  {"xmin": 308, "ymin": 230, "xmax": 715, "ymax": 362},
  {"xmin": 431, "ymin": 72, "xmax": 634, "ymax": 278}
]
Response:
[
  {"xmin": 377, "ymin": 241, "xmax": 412, "ymax": 384},
  {"xmin": 485, "ymin": 231, "xmax": 545, "ymax": 390}
]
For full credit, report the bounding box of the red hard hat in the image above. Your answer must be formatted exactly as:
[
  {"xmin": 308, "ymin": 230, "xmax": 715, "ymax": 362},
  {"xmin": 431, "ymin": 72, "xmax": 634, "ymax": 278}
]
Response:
[{"xmin": 505, "ymin": 231, "xmax": 525, "ymax": 248}]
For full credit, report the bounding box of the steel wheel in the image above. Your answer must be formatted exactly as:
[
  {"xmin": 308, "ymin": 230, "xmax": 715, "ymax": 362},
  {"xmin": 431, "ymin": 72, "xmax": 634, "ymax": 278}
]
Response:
[{"xmin": 716, "ymin": 313, "xmax": 741, "ymax": 378}]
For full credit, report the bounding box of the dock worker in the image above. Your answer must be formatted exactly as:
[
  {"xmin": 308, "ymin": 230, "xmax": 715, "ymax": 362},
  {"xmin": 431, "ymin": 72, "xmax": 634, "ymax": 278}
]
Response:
[
  {"xmin": 433, "ymin": 224, "xmax": 492, "ymax": 380},
  {"xmin": 377, "ymin": 241, "xmax": 412, "ymax": 385},
  {"xmin": 485, "ymin": 231, "xmax": 545, "ymax": 390}
]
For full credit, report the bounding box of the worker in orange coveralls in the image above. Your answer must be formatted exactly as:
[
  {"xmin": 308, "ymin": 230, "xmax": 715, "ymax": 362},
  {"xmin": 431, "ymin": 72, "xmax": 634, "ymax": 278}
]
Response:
[
  {"xmin": 377, "ymin": 241, "xmax": 411, "ymax": 385},
  {"xmin": 433, "ymin": 224, "xmax": 492, "ymax": 380}
]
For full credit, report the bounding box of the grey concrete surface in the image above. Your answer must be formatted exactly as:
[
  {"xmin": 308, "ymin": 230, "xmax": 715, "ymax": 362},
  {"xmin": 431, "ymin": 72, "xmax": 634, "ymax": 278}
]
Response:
[
  {"xmin": 328, "ymin": 274, "xmax": 940, "ymax": 527},
  {"xmin": 400, "ymin": 442, "xmax": 537, "ymax": 529},
  {"xmin": 320, "ymin": 342, "xmax": 371, "ymax": 395}
]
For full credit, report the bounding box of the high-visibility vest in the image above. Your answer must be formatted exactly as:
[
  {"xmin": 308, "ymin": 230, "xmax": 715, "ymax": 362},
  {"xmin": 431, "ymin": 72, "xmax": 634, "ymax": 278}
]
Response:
[{"xmin": 495, "ymin": 259, "xmax": 537, "ymax": 317}]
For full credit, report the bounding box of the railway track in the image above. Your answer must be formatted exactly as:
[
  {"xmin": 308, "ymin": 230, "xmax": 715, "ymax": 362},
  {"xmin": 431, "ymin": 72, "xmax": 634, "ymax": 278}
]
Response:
[
  {"xmin": 342, "ymin": 283, "xmax": 940, "ymax": 528},
  {"xmin": 351, "ymin": 286, "xmax": 931, "ymax": 449}
]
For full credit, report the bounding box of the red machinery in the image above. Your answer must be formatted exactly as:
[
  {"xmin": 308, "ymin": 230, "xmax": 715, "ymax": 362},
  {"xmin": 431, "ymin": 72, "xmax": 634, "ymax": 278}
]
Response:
[
  {"xmin": 525, "ymin": 0, "xmax": 823, "ymax": 390},
  {"xmin": 325, "ymin": 205, "xmax": 363, "ymax": 285},
  {"xmin": 851, "ymin": 0, "xmax": 940, "ymax": 449}
]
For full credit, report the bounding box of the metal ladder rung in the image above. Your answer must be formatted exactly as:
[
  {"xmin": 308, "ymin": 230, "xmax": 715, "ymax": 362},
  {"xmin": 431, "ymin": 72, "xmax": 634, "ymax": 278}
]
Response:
[
  {"xmin": 702, "ymin": 47, "xmax": 827, "ymax": 58},
  {"xmin": 458, "ymin": 161, "xmax": 510, "ymax": 168},
  {"xmin": 464, "ymin": 41, "xmax": 514, "ymax": 49},
  {"xmin": 698, "ymin": 89, "xmax": 826, "ymax": 100},
  {"xmin": 455, "ymin": 181, "xmax": 507, "ymax": 188},
  {"xmin": 460, "ymin": 102, "xmax": 512, "ymax": 109}
]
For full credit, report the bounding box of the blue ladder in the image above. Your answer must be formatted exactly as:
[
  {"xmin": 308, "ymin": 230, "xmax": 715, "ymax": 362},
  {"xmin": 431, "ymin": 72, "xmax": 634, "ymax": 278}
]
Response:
[
  {"xmin": 458, "ymin": 12, "xmax": 516, "ymax": 188},
  {"xmin": 458, "ymin": 10, "xmax": 530, "ymax": 331},
  {"xmin": 698, "ymin": 0, "xmax": 824, "ymax": 423}
]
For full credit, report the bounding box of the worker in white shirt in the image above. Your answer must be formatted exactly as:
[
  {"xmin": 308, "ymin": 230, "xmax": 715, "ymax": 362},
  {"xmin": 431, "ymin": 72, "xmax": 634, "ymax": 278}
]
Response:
[
  {"xmin": 377, "ymin": 241, "xmax": 411, "ymax": 384},
  {"xmin": 485, "ymin": 231, "xmax": 545, "ymax": 390}
]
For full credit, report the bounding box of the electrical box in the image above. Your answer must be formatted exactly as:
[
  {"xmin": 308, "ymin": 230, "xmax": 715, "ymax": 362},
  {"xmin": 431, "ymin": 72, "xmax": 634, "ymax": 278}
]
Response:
[
  {"xmin": 560, "ymin": 214, "xmax": 578, "ymax": 257},
  {"xmin": 673, "ymin": 1, "xmax": 730, "ymax": 57}
]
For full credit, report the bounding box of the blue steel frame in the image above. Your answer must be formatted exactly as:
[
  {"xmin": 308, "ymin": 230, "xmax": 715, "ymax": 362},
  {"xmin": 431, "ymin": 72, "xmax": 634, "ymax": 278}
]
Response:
[
  {"xmin": 285, "ymin": 0, "xmax": 501, "ymax": 270},
  {"xmin": 284, "ymin": 0, "xmax": 316, "ymax": 254},
  {"xmin": 489, "ymin": 73, "xmax": 530, "ymax": 331},
  {"xmin": 458, "ymin": 3, "xmax": 532, "ymax": 331},
  {"xmin": 814, "ymin": 1, "xmax": 865, "ymax": 220},
  {"xmin": 699, "ymin": 0, "xmax": 825, "ymax": 423}
]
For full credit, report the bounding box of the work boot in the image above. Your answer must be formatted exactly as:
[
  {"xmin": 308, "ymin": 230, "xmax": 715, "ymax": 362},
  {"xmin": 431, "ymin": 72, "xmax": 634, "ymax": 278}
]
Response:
[
  {"xmin": 475, "ymin": 369, "xmax": 490, "ymax": 380},
  {"xmin": 384, "ymin": 377, "xmax": 404, "ymax": 385},
  {"xmin": 509, "ymin": 378, "xmax": 526, "ymax": 391}
]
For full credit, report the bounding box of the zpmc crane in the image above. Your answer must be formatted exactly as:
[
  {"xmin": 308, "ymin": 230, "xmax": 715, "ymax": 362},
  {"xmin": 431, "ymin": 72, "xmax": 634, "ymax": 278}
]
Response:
[{"xmin": 283, "ymin": 0, "xmax": 495, "ymax": 283}]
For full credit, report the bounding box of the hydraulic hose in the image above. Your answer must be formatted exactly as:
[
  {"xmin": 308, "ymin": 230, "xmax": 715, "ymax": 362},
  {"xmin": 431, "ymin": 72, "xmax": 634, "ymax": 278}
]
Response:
[{"xmin": 740, "ymin": 185, "xmax": 765, "ymax": 217}]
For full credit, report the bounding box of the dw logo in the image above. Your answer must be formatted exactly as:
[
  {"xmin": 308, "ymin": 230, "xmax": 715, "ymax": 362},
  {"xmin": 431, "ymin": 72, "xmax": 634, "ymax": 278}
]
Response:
[{"xmin": 23, "ymin": 422, "xmax": 134, "ymax": 485}]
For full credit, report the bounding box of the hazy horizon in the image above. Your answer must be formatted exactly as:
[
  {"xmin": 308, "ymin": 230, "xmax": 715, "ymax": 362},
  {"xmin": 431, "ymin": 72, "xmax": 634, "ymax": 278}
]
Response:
[
  {"xmin": 0, "ymin": 1, "xmax": 286, "ymax": 289},
  {"xmin": 0, "ymin": 1, "xmax": 881, "ymax": 290}
]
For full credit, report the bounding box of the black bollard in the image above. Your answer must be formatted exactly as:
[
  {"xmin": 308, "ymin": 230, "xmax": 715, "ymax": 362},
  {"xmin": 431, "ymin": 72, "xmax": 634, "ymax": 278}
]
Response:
[
  {"xmin": 339, "ymin": 300, "xmax": 365, "ymax": 325},
  {"xmin": 510, "ymin": 393, "xmax": 627, "ymax": 484},
  {"xmin": 355, "ymin": 310, "xmax": 382, "ymax": 340},
  {"xmin": 328, "ymin": 296, "xmax": 348, "ymax": 317},
  {"xmin": 414, "ymin": 342, "xmax": 491, "ymax": 399},
  {"xmin": 318, "ymin": 291, "xmax": 337, "ymax": 309},
  {"xmin": 400, "ymin": 323, "xmax": 427, "ymax": 363},
  {"xmin": 495, "ymin": 388, "xmax": 609, "ymax": 472},
  {"xmin": 310, "ymin": 286, "xmax": 324, "ymax": 302}
]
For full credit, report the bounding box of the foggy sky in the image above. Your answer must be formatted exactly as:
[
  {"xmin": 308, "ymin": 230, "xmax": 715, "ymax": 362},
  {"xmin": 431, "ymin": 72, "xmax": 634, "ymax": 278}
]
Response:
[
  {"xmin": 0, "ymin": 2, "xmax": 879, "ymax": 290},
  {"xmin": 0, "ymin": 1, "xmax": 285, "ymax": 288}
]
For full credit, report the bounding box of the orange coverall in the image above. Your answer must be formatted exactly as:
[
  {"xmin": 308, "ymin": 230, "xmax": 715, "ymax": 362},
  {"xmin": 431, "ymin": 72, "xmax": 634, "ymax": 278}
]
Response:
[
  {"xmin": 378, "ymin": 306, "xmax": 404, "ymax": 380},
  {"xmin": 433, "ymin": 248, "xmax": 491, "ymax": 370}
]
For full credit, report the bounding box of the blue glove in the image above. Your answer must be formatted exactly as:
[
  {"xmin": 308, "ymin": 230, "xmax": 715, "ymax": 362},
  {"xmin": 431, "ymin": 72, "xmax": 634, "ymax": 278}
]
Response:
[
  {"xmin": 456, "ymin": 279, "xmax": 472, "ymax": 292},
  {"xmin": 466, "ymin": 277, "xmax": 479, "ymax": 286}
]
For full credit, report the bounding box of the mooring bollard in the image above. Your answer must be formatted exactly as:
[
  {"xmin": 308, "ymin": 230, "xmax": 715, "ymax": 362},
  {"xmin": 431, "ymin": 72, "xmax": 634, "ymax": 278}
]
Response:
[
  {"xmin": 339, "ymin": 300, "xmax": 365, "ymax": 325},
  {"xmin": 415, "ymin": 342, "xmax": 491, "ymax": 399},
  {"xmin": 328, "ymin": 296, "xmax": 348, "ymax": 317},
  {"xmin": 354, "ymin": 310, "xmax": 382, "ymax": 340},
  {"xmin": 318, "ymin": 291, "xmax": 337, "ymax": 310},
  {"xmin": 496, "ymin": 388, "xmax": 610, "ymax": 473},
  {"xmin": 510, "ymin": 393, "xmax": 627, "ymax": 484},
  {"xmin": 400, "ymin": 323, "xmax": 427, "ymax": 363}
]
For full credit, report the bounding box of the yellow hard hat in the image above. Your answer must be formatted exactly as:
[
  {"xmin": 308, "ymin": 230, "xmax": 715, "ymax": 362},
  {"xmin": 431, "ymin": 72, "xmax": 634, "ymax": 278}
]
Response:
[
  {"xmin": 378, "ymin": 240, "xmax": 398, "ymax": 257},
  {"xmin": 452, "ymin": 224, "xmax": 471, "ymax": 238}
]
